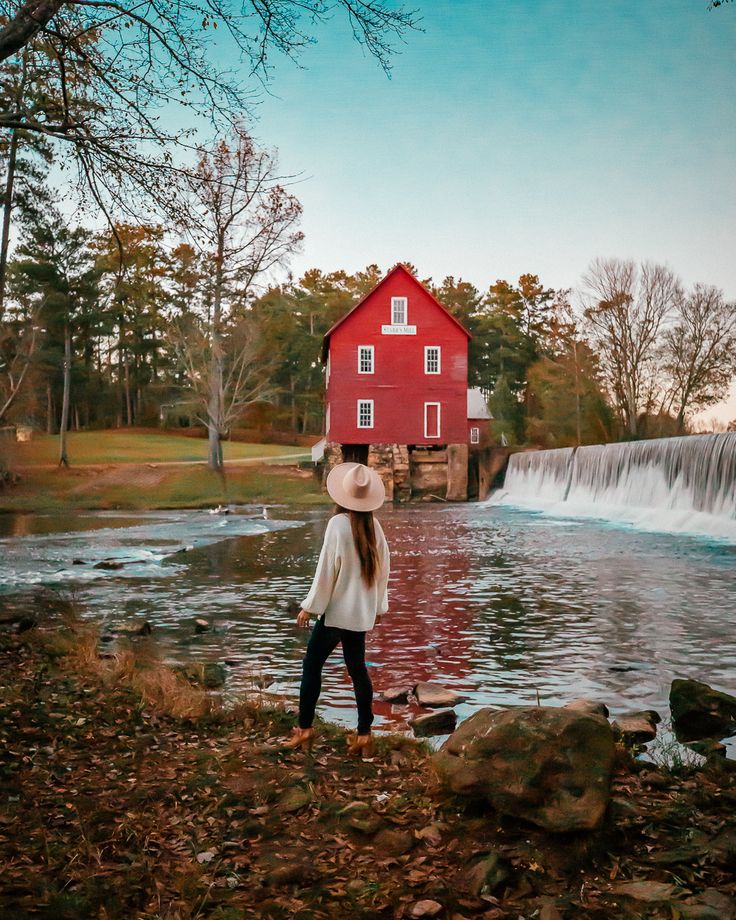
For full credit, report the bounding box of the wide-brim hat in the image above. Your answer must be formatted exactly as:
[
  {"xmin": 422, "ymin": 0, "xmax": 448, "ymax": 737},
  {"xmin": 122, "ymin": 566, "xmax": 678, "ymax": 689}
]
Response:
[{"xmin": 326, "ymin": 462, "xmax": 385, "ymax": 512}]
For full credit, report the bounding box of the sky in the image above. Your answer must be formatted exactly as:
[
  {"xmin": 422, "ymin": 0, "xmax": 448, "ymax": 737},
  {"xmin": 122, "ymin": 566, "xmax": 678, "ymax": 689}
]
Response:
[{"xmin": 243, "ymin": 0, "xmax": 736, "ymax": 423}]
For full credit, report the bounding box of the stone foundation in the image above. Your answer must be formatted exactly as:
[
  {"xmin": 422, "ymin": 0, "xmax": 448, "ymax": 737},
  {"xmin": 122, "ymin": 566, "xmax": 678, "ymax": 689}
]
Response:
[{"xmin": 323, "ymin": 442, "xmax": 470, "ymax": 502}]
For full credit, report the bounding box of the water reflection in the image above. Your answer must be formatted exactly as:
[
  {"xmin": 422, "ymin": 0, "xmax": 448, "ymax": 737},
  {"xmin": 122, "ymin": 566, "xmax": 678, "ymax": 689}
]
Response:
[{"xmin": 1, "ymin": 504, "xmax": 734, "ymax": 737}]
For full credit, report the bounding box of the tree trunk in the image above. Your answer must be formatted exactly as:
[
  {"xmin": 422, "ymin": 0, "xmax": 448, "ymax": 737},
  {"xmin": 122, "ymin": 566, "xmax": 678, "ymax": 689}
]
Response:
[
  {"xmin": 0, "ymin": 127, "xmax": 19, "ymax": 320},
  {"xmin": 123, "ymin": 351, "xmax": 133, "ymax": 426},
  {"xmin": 58, "ymin": 322, "xmax": 71, "ymax": 467},
  {"xmin": 46, "ymin": 382, "xmax": 53, "ymax": 434},
  {"xmin": 207, "ymin": 233, "xmax": 225, "ymax": 471}
]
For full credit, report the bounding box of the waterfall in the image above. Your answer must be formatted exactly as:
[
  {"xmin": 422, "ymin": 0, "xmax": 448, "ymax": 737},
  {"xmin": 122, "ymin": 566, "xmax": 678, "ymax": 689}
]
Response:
[{"xmin": 492, "ymin": 433, "xmax": 736, "ymax": 541}]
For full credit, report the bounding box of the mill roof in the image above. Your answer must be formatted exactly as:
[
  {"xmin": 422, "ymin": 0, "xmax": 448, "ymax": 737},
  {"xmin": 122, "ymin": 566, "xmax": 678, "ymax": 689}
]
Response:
[{"xmin": 321, "ymin": 263, "xmax": 471, "ymax": 362}]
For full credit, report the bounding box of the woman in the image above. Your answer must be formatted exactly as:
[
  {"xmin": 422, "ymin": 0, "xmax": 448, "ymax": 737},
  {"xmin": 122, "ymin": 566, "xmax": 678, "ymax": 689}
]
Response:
[{"xmin": 285, "ymin": 462, "xmax": 390, "ymax": 756}]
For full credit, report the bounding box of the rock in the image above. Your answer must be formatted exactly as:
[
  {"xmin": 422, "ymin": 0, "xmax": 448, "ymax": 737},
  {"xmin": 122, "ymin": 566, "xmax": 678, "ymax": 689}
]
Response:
[
  {"xmin": 464, "ymin": 852, "xmax": 509, "ymax": 897},
  {"xmin": 277, "ymin": 786, "xmax": 313, "ymax": 814},
  {"xmin": 611, "ymin": 880, "xmax": 679, "ymax": 901},
  {"xmin": 639, "ymin": 769, "xmax": 671, "ymax": 789},
  {"xmin": 681, "ymin": 890, "xmax": 736, "ymax": 920},
  {"xmin": 93, "ymin": 559, "xmax": 126, "ymax": 570},
  {"xmin": 264, "ymin": 860, "xmax": 315, "ymax": 887},
  {"xmin": 670, "ymin": 678, "xmax": 736, "ymax": 741},
  {"xmin": 414, "ymin": 681, "xmax": 466, "ymax": 708},
  {"xmin": 564, "ymin": 699, "xmax": 609, "ymax": 718},
  {"xmin": 409, "ymin": 709, "xmax": 457, "ymax": 737},
  {"xmin": 374, "ymin": 827, "xmax": 414, "ymax": 856},
  {"xmin": 194, "ymin": 618, "xmax": 210, "ymax": 633},
  {"xmin": 433, "ymin": 706, "xmax": 615, "ymax": 833},
  {"xmin": 538, "ymin": 899, "xmax": 564, "ymax": 920},
  {"xmin": 612, "ymin": 711, "xmax": 659, "ymax": 744},
  {"xmin": 415, "ymin": 823, "xmax": 444, "ymax": 847},
  {"xmin": 688, "ymin": 738, "xmax": 726, "ymax": 757},
  {"xmin": 381, "ymin": 685, "xmax": 412, "ymax": 704},
  {"xmin": 410, "ymin": 900, "xmax": 443, "ymax": 918},
  {"xmin": 706, "ymin": 828, "xmax": 736, "ymax": 866},
  {"xmin": 72, "ymin": 559, "xmax": 86, "ymax": 565},
  {"xmin": 202, "ymin": 662, "xmax": 226, "ymax": 688},
  {"xmin": 15, "ymin": 616, "xmax": 37, "ymax": 634}
]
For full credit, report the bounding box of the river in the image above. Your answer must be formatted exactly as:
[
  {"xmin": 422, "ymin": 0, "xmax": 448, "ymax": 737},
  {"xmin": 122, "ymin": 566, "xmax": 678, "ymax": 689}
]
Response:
[{"xmin": 1, "ymin": 503, "xmax": 734, "ymax": 747}]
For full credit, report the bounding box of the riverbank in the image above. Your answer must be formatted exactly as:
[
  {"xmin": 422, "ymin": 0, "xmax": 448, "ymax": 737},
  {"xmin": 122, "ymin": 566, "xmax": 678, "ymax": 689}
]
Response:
[
  {"xmin": 2, "ymin": 607, "xmax": 735, "ymax": 920},
  {"xmin": 0, "ymin": 462, "xmax": 327, "ymax": 513}
]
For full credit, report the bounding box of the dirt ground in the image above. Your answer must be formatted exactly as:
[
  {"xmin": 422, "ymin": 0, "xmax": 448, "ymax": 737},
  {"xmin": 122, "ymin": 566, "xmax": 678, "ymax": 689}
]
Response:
[{"xmin": 1, "ymin": 609, "xmax": 735, "ymax": 920}]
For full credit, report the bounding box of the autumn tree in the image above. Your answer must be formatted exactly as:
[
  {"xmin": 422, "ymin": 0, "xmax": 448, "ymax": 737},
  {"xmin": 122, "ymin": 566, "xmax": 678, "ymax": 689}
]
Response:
[
  {"xmin": 581, "ymin": 258, "xmax": 681, "ymax": 438},
  {"xmin": 171, "ymin": 129, "xmax": 302, "ymax": 469},
  {"xmin": 11, "ymin": 208, "xmax": 99, "ymax": 463},
  {"xmin": 661, "ymin": 283, "xmax": 736, "ymax": 430},
  {"xmin": 0, "ymin": 0, "xmax": 417, "ymax": 219}
]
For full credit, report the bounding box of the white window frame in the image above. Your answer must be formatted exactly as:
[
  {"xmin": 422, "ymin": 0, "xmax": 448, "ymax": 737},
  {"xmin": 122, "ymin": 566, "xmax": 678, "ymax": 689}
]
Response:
[
  {"xmin": 424, "ymin": 402, "xmax": 441, "ymax": 439},
  {"xmin": 357, "ymin": 344, "xmax": 374, "ymax": 374},
  {"xmin": 357, "ymin": 399, "xmax": 374, "ymax": 429},
  {"xmin": 391, "ymin": 296, "xmax": 408, "ymax": 325},
  {"xmin": 424, "ymin": 345, "xmax": 441, "ymax": 375},
  {"xmin": 470, "ymin": 426, "xmax": 480, "ymax": 444}
]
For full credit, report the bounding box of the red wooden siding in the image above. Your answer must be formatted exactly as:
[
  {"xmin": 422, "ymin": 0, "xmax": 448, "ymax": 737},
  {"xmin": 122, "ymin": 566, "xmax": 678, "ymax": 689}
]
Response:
[{"xmin": 325, "ymin": 265, "xmax": 469, "ymax": 445}]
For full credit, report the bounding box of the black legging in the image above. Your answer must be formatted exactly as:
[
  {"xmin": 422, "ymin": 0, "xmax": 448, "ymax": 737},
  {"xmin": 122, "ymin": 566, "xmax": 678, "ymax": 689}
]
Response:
[{"xmin": 298, "ymin": 615, "xmax": 374, "ymax": 735}]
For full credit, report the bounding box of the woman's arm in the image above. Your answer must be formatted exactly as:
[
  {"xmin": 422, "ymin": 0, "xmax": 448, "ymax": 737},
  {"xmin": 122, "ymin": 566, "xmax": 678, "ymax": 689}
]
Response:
[
  {"xmin": 377, "ymin": 534, "xmax": 391, "ymax": 615},
  {"xmin": 299, "ymin": 519, "xmax": 339, "ymax": 621}
]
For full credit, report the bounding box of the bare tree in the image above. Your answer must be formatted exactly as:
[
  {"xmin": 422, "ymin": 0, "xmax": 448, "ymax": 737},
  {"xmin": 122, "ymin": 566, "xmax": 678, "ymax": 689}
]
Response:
[
  {"xmin": 170, "ymin": 128, "xmax": 302, "ymax": 469},
  {"xmin": 0, "ymin": 311, "xmax": 38, "ymax": 420},
  {"xmin": 661, "ymin": 283, "xmax": 736, "ymax": 431},
  {"xmin": 0, "ymin": 0, "xmax": 417, "ymax": 220},
  {"xmin": 581, "ymin": 258, "xmax": 681, "ymax": 437}
]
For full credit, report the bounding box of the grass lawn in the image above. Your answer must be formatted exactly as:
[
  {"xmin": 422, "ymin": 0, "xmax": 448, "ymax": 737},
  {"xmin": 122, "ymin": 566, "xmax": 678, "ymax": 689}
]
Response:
[
  {"xmin": 0, "ymin": 428, "xmax": 325, "ymax": 512},
  {"xmin": 0, "ymin": 463, "xmax": 328, "ymax": 512},
  {"xmin": 12, "ymin": 429, "xmax": 310, "ymax": 466}
]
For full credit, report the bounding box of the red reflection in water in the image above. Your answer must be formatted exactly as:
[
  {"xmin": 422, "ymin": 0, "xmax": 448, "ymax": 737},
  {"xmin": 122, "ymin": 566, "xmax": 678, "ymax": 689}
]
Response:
[{"xmin": 355, "ymin": 509, "xmax": 476, "ymax": 728}]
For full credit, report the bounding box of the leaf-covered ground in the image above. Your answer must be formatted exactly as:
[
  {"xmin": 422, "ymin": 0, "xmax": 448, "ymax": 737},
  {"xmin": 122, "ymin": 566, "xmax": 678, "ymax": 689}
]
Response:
[{"xmin": 1, "ymin": 615, "xmax": 735, "ymax": 920}]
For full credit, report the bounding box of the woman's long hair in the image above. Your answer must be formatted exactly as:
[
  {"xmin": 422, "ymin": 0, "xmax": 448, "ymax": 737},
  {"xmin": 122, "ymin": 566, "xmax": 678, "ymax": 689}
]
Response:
[{"xmin": 334, "ymin": 505, "xmax": 380, "ymax": 586}]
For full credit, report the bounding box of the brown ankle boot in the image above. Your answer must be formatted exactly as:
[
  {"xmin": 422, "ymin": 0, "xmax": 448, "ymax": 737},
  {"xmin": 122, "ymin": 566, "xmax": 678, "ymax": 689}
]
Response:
[
  {"xmin": 282, "ymin": 727, "xmax": 315, "ymax": 751},
  {"xmin": 347, "ymin": 733, "xmax": 373, "ymax": 758}
]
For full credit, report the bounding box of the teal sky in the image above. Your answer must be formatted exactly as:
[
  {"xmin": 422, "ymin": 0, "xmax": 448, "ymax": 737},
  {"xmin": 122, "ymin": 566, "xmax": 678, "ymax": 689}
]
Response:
[{"xmin": 247, "ymin": 0, "xmax": 735, "ymax": 304}]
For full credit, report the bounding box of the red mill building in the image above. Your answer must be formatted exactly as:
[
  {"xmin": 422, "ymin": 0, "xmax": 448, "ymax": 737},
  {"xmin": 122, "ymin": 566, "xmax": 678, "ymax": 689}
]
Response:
[{"xmin": 319, "ymin": 264, "xmax": 493, "ymax": 502}]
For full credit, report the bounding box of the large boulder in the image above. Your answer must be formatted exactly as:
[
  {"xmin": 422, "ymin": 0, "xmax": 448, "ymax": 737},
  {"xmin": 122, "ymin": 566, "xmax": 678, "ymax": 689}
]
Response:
[
  {"xmin": 670, "ymin": 679, "xmax": 736, "ymax": 741},
  {"xmin": 432, "ymin": 706, "xmax": 615, "ymax": 833}
]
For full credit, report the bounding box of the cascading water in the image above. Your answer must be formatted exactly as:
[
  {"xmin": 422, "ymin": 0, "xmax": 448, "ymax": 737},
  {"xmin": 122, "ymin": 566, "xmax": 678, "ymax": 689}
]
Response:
[{"xmin": 492, "ymin": 433, "xmax": 736, "ymax": 541}]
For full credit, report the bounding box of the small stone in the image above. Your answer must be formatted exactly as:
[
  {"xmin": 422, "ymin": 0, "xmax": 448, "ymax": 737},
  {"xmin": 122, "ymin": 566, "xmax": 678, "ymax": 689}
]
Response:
[
  {"xmin": 72, "ymin": 558, "xmax": 86, "ymax": 565},
  {"xmin": 346, "ymin": 879, "xmax": 364, "ymax": 894},
  {"xmin": 381, "ymin": 686, "xmax": 412, "ymax": 703},
  {"xmin": 94, "ymin": 559, "xmax": 126, "ymax": 570},
  {"xmin": 415, "ymin": 823, "xmax": 444, "ymax": 847},
  {"xmin": 374, "ymin": 827, "xmax": 414, "ymax": 856},
  {"xmin": 670, "ymin": 678, "xmax": 736, "ymax": 741},
  {"xmin": 465, "ymin": 852, "xmax": 508, "ymax": 897},
  {"xmin": 688, "ymin": 739, "xmax": 727, "ymax": 757},
  {"xmin": 195, "ymin": 618, "xmax": 210, "ymax": 633},
  {"xmin": 612, "ymin": 713, "xmax": 658, "ymax": 744},
  {"xmin": 196, "ymin": 849, "xmax": 216, "ymax": 864},
  {"xmin": 409, "ymin": 709, "xmax": 457, "ymax": 738},
  {"xmin": 611, "ymin": 880, "xmax": 679, "ymax": 902},
  {"xmin": 410, "ymin": 900, "xmax": 443, "ymax": 918},
  {"xmin": 264, "ymin": 861, "xmax": 314, "ymax": 887},
  {"xmin": 639, "ymin": 769, "xmax": 671, "ymax": 789},
  {"xmin": 564, "ymin": 699, "xmax": 609, "ymax": 718},
  {"xmin": 202, "ymin": 662, "xmax": 226, "ymax": 688},
  {"xmin": 414, "ymin": 681, "xmax": 466, "ymax": 707},
  {"xmin": 538, "ymin": 899, "xmax": 564, "ymax": 920},
  {"xmin": 277, "ymin": 786, "xmax": 313, "ymax": 814}
]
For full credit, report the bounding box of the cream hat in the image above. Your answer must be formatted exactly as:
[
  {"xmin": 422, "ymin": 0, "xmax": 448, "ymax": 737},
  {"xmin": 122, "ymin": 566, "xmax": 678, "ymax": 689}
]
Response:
[{"xmin": 326, "ymin": 462, "xmax": 386, "ymax": 512}]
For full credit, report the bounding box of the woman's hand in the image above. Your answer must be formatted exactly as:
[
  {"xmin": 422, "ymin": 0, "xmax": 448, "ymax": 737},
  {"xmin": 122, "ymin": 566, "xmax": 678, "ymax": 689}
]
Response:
[
  {"xmin": 374, "ymin": 614, "xmax": 384, "ymax": 628},
  {"xmin": 296, "ymin": 609, "xmax": 311, "ymax": 629}
]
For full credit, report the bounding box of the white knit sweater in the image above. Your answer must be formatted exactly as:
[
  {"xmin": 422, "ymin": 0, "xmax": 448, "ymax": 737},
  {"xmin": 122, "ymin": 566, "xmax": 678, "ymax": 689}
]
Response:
[{"xmin": 300, "ymin": 513, "xmax": 390, "ymax": 631}]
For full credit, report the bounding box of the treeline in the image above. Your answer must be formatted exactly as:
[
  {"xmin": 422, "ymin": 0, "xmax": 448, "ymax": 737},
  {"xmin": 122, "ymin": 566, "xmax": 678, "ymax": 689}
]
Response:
[{"xmin": 3, "ymin": 200, "xmax": 735, "ymax": 456}]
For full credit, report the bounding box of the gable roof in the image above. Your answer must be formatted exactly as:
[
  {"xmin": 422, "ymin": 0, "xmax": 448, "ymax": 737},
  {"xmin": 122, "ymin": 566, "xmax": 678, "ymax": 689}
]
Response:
[{"xmin": 321, "ymin": 263, "xmax": 471, "ymax": 362}]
